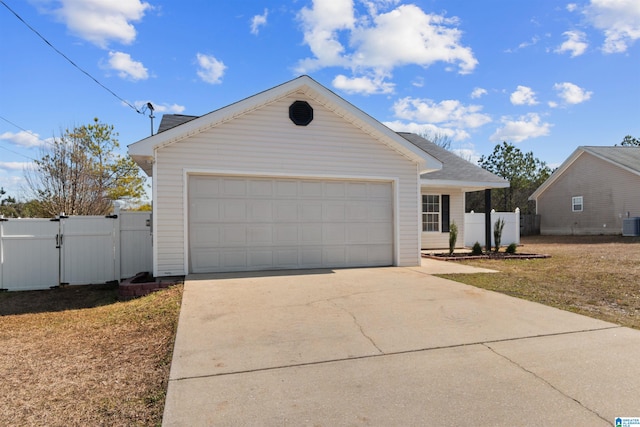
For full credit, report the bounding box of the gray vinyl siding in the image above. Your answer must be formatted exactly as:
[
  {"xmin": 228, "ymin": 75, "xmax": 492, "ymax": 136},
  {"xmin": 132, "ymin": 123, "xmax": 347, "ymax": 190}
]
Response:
[
  {"xmin": 420, "ymin": 187, "xmax": 465, "ymax": 249},
  {"xmin": 153, "ymin": 93, "xmax": 421, "ymax": 275},
  {"xmin": 538, "ymin": 152, "xmax": 640, "ymax": 235}
]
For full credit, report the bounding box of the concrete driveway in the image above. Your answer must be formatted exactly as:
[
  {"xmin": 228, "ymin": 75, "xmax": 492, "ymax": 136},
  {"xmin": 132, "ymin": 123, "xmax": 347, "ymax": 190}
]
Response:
[{"xmin": 163, "ymin": 260, "xmax": 640, "ymax": 426}]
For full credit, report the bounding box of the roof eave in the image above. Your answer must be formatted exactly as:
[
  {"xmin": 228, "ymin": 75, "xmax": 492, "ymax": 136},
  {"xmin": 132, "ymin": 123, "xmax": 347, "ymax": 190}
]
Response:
[{"xmin": 421, "ymin": 178, "xmax": 510, "ymax": 191}]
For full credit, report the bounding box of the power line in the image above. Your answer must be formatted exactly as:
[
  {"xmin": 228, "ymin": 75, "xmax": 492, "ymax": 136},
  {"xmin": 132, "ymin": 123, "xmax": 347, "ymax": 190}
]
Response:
[
  {"xmin": 0, "ymin": 115, "xmax": 53, "ymax": 148},
  {"xmin": 0, "ymin": 0, "xmax": 143, "ymax": 114}
]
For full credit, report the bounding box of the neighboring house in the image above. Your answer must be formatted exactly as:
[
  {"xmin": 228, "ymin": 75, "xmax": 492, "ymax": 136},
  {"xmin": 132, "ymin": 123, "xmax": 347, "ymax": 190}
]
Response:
[
  {"xmin": 529, "ymin": 146, "xmax": 640, "ymax": 235},
  {"xmin": 129, "ymin": 76, "xmax": 442, "ymax": 276},
  {"xmin": 398, "ymin": 133, "xmax": 509, "ymax": 249}
]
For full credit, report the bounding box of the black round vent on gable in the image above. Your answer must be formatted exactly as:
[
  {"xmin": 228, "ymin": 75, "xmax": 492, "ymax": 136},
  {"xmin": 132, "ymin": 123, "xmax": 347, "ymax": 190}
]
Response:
[{"xmin": 289, "ymin": 100, "xmax": 313, "ymax": 126}]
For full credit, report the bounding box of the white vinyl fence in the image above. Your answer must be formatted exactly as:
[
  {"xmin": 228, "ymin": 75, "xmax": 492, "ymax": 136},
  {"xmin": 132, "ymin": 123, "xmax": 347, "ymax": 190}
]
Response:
[
  {"xmin": 0, "ymin": 210, "xmax": 152, "ymax": 291},
  {"xmin": 464, "ymin": 209, "xmax": 520, "ymax": 248}
]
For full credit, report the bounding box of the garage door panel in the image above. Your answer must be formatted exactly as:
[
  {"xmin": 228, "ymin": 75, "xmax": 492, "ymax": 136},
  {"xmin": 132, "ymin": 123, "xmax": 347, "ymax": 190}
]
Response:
[
  {"xmin": 247, "ymin": 250, "xmax": 273, "ymax": 268},
  {"xmin": 189, "ymin": 176, "xmax": 393, "ymax": 273},
  {"xmin": 370, "ymin": 203, "xmax": 393, "ymax": 221},
  {"xmin": 221, "ymin": 226, "xmax": 247, "ymax": 246},
  {"xmin": 323, "ymin": 224, "xmax": 346, "ymax": 244},
  {"xmin": 247, "ymin": 225, "xmax": 272, "ymax": 245},
  {"xmin": 274, "ymin": 224, "xmax": 298, "ymax": 244},
  {"xmin": 301, "ymin": 181, "xmax": 323, "ymax": 197},
  {"xmin": 247, "ymin": 200, "xmax": 273, "ymax": 222},
  {"xmin": 275, "ymin": 202, "xmax": 299, "ymax": 222},
  {"xmin": 275, "ymin": 249, "xmax": 298, "ymax": 266},
  {"xmin": 346, "ymin": 182, "xmax": 368, "ymax": 199},
  {"xmin": 275, "ymin": 180, "xmax": 298, "ymax": 197},
  {"xmin": 323, "ymin": 202, "xmax": 346, "ymax": 221},
  {"xmin": 222, "ymin": 200, "xmax": 246, "ymax": 221},
  {"xmin": 248, "ymin": 179, "xmax": 273, "ymax": 196},
  {"xmin": 191, "ymin": 225, "xmax": 220, "ymax": 247},
  {"xmin": 300, "ymin": 202, "xmax": 322, "ymax": 221},
  {"xmin": 301, "ymin": 224, "xmax": 322, "ymax": 244},
  {"xmin": 221, "ymin": 178, "xmax": 247, "ymax": 196},
  {"xmin": 192, "ymin": 199, "xmax": 221, "ymax": 221}
]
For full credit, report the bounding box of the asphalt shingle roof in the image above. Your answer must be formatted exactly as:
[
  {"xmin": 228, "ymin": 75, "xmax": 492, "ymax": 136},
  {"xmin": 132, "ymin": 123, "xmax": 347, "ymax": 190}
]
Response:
[
  {"xmin": 157, "ymin": 114, "xmax": 198, "ymax": 133},
  {"xmin": 398, "ymin": 132, "xmax": 508, "ymax": 186},
  {"xmin": 582, "ymin": 146, "xmax": 640, "ymax": 174}
]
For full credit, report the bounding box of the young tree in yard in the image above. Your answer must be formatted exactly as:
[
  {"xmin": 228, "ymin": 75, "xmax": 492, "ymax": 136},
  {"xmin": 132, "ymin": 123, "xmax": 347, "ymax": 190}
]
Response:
[
  {"xmin": 468, "ymin": 142, "xmax": 552, "ymax": 214},
  {"xmin": 25, "ymin": 118, "xmax": 146, "ymax": 216}
]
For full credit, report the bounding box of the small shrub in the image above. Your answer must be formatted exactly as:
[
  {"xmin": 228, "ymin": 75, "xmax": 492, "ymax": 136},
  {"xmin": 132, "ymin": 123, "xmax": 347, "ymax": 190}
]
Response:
[
  {"xmin": 493, "ymin": 217, "xmax": 505, "ymax": 252},
  {"xmin": 506, "ymin": 243, "xmax": 517, "ymax": 254},
  {"xmin": 471, "ymin": 241, "xmax": 483, "ymax": 256},
  {"xmin": 448, "ymin": 221, "xmax": 458, "ymax": 255}
]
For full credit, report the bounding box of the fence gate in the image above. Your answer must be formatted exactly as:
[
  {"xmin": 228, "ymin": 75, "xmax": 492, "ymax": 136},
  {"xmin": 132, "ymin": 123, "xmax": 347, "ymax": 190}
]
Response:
[
  {"xmin": 59, "ymin": 216, "xmax": 119, "ymax": 286},
  {"xmin": 0, "ymin": 219, "xmax": 59, "ymax": 291}
]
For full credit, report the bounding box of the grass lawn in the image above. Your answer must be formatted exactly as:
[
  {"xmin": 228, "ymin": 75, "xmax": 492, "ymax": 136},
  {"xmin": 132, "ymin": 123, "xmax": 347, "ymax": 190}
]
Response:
[
  {"xmin": 439, "ymin": 235, "xmax": 640, "ymax": 330},
  {"xmin": 0, "ymin": 282, "xmax": 183, "ymax": 426}
]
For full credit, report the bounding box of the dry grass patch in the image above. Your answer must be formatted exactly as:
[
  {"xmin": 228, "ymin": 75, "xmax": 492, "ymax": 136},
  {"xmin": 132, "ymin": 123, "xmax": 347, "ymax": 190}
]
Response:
[
  {"xmin": 440, "ymin": 235, "xmax": 640, "ymax": 329},
  {"xmin": 0, "ymin": 282, "xmax": 183, "ymax": 426}
]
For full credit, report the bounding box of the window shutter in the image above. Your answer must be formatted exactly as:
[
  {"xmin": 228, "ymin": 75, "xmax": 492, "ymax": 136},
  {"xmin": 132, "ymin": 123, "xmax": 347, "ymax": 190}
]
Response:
[{"xmin": 441, "ymin": 195, "xmax": 450, "ymax": 232}]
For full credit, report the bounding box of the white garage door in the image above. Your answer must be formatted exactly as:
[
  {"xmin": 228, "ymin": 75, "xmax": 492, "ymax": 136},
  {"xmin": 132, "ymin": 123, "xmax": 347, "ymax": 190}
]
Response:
[{"xmin": 188, "ymin": 175, "xmax": 394, "ymax": 273}]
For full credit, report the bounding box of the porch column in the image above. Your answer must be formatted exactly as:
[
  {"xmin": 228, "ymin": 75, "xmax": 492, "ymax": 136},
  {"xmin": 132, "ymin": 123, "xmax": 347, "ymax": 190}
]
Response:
[{"xmin": 485, "ymin": 189, "xmax": 492, "ymax": 252}]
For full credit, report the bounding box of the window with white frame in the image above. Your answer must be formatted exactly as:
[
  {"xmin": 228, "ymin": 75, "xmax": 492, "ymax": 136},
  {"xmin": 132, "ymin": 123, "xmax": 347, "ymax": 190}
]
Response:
[
  {"xmin": 572, "ymin": 196, "xmax": 583, "ymax": 212},
  {"xmin": 422, "ymin": 195, "xmax": 440, "ymax": 232}
]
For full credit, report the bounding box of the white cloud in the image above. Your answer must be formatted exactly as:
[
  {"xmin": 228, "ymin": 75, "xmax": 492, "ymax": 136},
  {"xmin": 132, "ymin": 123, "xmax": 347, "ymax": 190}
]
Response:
[
  {"xmin": 251, "ymin": 9, "xmax": 268, "ymax": 35},
  {"xmin": 383, "ymin": 120, "xmax": 470, "ymax": 141},
  {"xmin": 0, "ymin": 130, "xmax": 49, "ymax": 148},
  {"xmin": 49, "ymin": 0, "xmax": 151, "ymax": 48},
  {"xmin": 297, "ymin": 0, "xmax": 355, "ymax": 71},
  {"xmin": 134, "ymin": 101, "xmax": 185, "ymax": 114},
  {"xmin": 567, "ymin": 3, "xmax": 578, "ymax": 12},
  {"xmin": 470, "ymin": 87, "xmax": 487, "ymax": 99},
  {"xmin": 0, "ymin": 161, "xmax": 30, "ymax": 171},
  {"xmin": 296, "ymin": 1, "xmax": 477, "ymax": 86},
  {"xmin": 393, "ymin": 97, "xmax": 491, "ymax": 128},
  {"xmin": 510, "ymin": 85, "xmax": 538, "ymax": 106},
  {"xmin": 392, "ymin": 97, "xmax": 491, "ymax": 129},
  {"xmin": 553, "ymin": 82, "xmax": 593, "ymax": 104},
  {"xmin": 196, "ymin": 53, "xmax": 226, "ymax": 84},
  {"xmin": 332, "ymin": 74, "xmax": 394, "ymax": 94},
  {"xmin": 107, "ymin": 51, "xmax": 148, "ymax": 80},
  {"xmin": 555, "ymin": 30, "xmax": 588, "ymax": 57},
  {"xmin": 585, "ymin": 0, "xmax": 640, "ymax": 53},
  {"xmin": 490, "ymin": 113, "xmax": 552, "ymax": 142}
]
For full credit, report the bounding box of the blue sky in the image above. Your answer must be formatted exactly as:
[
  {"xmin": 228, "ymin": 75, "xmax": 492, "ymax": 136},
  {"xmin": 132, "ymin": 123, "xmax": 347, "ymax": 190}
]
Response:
[{"xmin": 1, "ymin": 0, "xmax": 639, "ymax": 199}]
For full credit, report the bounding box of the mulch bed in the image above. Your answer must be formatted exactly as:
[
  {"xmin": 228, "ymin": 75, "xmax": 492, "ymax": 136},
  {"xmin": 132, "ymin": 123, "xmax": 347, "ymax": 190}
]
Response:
[{"xmin": 423, "ymin": 252, "xmax": 551, "ymax": 261}]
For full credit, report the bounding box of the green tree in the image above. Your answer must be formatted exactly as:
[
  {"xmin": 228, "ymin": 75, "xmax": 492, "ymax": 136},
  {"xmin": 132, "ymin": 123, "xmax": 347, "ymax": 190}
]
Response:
[
  {"xmin": 0, "ymin": 188, "xmax": 44, "ymax": 218},
  {"xmin": 25, "ymin": 118, "xmax": 146, "ymax": 216},
  {"xmin": 468, "ymin": 142, "xmax": 552, "ymax": 214},
  {"xmin": 618, "ymin": 135, "xmax": 640, "ymax": 146}
]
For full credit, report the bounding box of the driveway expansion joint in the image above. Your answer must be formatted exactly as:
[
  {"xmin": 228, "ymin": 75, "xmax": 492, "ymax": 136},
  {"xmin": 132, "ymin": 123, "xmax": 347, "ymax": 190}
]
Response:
[
  {"xmin": 482, "ymin": 342, "xmax": 610, "ymax": 424},
  {"xmin": 170, "ymin": 326, "xmax": 622, "ymax": 384}
]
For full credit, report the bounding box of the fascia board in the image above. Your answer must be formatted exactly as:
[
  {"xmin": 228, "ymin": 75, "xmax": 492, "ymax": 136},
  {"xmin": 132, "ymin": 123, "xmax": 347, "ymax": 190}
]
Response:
[{"xmin": 420, "ymin": 178, "xmax": 510, "ymax": 190}]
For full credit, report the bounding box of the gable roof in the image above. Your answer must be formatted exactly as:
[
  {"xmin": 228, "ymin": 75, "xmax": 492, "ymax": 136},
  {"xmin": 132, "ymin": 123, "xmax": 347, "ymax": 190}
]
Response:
[
  {"xmin": 529, "ymin": 146, "xmax": 640, "ymax": 200},
  {"xmin": 128, "ymin": 75, "xmax": 442, "ymax": 176},
  {"xmin": 398, "ymin": 133, "xmax": 509, "ymax": 191}
]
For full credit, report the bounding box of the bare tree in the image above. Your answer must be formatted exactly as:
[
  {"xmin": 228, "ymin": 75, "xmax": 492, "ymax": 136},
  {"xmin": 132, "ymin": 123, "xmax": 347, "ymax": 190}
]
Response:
[
  {"xmin": 25, "ymin": 118, "xmax": 145, "ymax": 216},
  {"xmin": 417, "ymin": 131, "xmax": 453, "ymax": 150}
]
